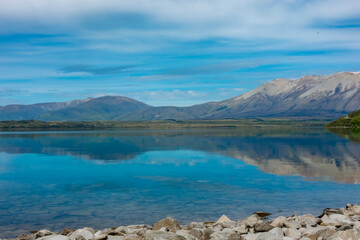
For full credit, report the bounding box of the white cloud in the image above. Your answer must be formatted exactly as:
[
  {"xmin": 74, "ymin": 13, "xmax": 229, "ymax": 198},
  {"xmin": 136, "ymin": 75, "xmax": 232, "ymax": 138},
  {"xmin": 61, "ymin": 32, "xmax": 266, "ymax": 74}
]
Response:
[{"xmin": 0, "ymin": 0, "xmax": 359, "ymax": 47}]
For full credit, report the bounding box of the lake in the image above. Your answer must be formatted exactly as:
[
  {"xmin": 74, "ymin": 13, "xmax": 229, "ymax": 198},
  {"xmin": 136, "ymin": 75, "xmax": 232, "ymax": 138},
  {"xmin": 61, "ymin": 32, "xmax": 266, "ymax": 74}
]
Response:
[{"xmin": 0, "ymin": 128, "xmax": 359, "ymax": 238}]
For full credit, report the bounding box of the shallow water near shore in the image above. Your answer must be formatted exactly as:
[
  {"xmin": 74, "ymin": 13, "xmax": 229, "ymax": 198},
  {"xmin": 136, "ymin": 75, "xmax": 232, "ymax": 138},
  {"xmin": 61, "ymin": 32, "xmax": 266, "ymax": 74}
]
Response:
[{"xmin": 0, "ymin": 128, "xmax": 360, "ymax": 238}]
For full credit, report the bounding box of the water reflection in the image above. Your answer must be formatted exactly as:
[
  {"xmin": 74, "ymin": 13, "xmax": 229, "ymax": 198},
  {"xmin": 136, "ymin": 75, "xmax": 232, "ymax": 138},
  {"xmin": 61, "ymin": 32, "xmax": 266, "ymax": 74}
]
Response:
[{"xmin": 0, "ymin": 128, "xmax": 359, "ymax": 183}]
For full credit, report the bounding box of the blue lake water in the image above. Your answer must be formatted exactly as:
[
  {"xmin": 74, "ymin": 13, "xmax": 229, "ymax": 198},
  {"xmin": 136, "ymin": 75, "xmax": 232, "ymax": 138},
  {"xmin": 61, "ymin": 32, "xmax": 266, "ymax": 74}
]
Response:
[{"xmin": 0, "ymin": 128, "xmax": 359, "ymax": 238}]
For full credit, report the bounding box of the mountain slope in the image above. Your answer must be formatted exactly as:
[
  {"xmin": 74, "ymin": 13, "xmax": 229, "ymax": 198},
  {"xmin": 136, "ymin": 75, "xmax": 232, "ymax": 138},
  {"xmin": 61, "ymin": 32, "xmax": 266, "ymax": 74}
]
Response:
[
  {"xmin": 213, "ymin": 72, "xmax": 360, "ymax": 118},
  {"xmin": 1, "ymin": 72, "xmax": 360, "ymax": 121},
  {"xmin": 0, "ymin": 96, "xmax": 151, "ymax": 121},
  {"xmin": 124, "ymin": 72, "xmax": 360, "ymax": 120}
]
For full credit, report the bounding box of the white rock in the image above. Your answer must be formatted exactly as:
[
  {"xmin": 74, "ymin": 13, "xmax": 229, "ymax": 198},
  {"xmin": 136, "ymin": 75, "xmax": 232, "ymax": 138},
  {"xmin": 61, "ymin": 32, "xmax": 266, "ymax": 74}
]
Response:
[
  {"xmin": 254, "ymin": 232, "xmax": 282, "ymax": 240},
  {"xmin": 69, "ymin": 229, "xmax": 94, "ymax": 240},
  {"xmin": 283, "ymin": 220, "xmax": 301, "ymax": 229},
  {"xmin": 233, "ymin": 225, "xmax": 248, "ymax": 234},
  {"xmin": 94, "ymin": 231, "xmax": 102, "ymax": 238},
  {"xmin": 38, "ymin": 235, "xmax": 69, "ymax": 240},
  {"xmin": 269, "ymin": 227, "xmax": 284, "ymax": 239},
  {"xmin": 271, "ymin": 216, "xmax": 287, "ymax": 228},
  {"xmin": 146, "ymin": 230, "xmax": 186, "ymax": 240},
  {"xmin": 283, "ymin": 237, "xmax": 295, "ymax": 240},
  {"xmin": 328, "ymin": 214, "xmax": 352, "ymax": 225},
  {"xmin": 283, "ymin": 228, "xmax": 301, "ymax": 239},
  {"xmin": 107, "ymin": 236, "xmax": 124, "ymax": 240},
  {"xmin": 176, "ymin": 230, "xmax": 197, "ymax": 240},
  {"xmin": 242, "ymin": 233, "xmax": 260, "ymax": 240},
  {"xmin": 215, "ymin": 215, "xmax": 231, "ymax": 224},
  {"xmin": 328, "ymin": 229, "xmax": 360, "ymax": 240},
  {"xmin": 239, "ymin": 214, "xmax": 262, "ymax": 228},
  {"xmin": 298, "ymin": 214, "xmax": 317, "ymax": 227}
]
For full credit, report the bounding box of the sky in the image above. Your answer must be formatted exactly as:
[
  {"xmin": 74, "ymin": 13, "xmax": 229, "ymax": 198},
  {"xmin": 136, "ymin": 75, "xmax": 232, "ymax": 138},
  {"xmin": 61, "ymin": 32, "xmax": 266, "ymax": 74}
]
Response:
[{"xmin": 0, "ymin": 0, "xmax": 360, "ymax": 106}]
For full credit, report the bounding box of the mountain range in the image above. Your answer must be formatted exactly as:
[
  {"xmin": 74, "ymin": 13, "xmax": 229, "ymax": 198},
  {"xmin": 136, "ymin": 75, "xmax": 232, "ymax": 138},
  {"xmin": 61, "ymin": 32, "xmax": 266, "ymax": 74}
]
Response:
[{"xmin": 1, "ymin": 72, "xmax": 360, "ymax": 121}]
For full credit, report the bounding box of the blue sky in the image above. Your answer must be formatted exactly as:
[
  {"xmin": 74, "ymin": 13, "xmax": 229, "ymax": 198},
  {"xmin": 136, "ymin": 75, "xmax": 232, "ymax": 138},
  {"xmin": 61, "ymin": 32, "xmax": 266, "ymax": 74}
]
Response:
[{"xmin": 0, "ymin": 0, "xmax": 360, "ymax": 106}]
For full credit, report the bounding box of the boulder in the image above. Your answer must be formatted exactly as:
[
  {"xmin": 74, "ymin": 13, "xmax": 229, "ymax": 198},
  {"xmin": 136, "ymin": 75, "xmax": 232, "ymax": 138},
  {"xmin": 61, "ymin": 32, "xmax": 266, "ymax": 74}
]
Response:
[
  {"xmin": 38, "ymin": 236, "xmax": 70, "ymax": 240},
  {"xmin": 62, "ymin": 228, "xmax": 75, "ymax": 236},
  {"xmin": 254, "ymin": 222, "xmax": 273, "ymax": 232},
  {"xmin": 283, "ymin": 228, "xmax": 301, "ymax": 239},
  {"xmin": 189, "ymin": 228, "xmax": 203, "ymax": 240},
  {"xmin": 215, "ymin": 215, "xmax": 231, "ymax": 224},
  {"xmin": 303, "ymin": 226, "xmax": 336, "ymax": 240},
  {"xmin": 189, "ymin": 222, "xmax": 204, "ymax": 229},
  {"xmin": 176, "ymin": 230, "xmax": 197, "ymax": 240},
  {"xmin": 69, "ymin": 229, "xmax": 94, "ymax": 240},
  {"xmin": 253, "ymin": 232, "xmax": 282, "ymax": 240},
  {"xmin": 145, "ymin": 230, "xmax": 186, "ymax": 240},
  {"xmin": 268, "ymin": 228, "xmax": 283, "ymax": 239},
  {"xmin": 238, "ymin": 215, "xmax": 262, "ymax": 228},
  {"xmin": 298, "ymin": 214, "xmax": 317, "ymax": 227},
  {"xmin": 16, "ymin": 233, "xmax": 36, "ymax": 240},
  {"xmin": 328, "ymin": 214, "xmax": 353, "ymax": 225},
  {"xmin": 153, "ymin": 217, "xmax": 181, "ymax": 233},
  {"xmin": 36, "ymin": 230, "xmax": 54, "ymax": 238},
  {"xmin": 107, "ymin": 236, "xmax": 125, "ymax": 240},
  {"xmin": 328, "ymin": 228, "xmax": 360, "ymax": 240},
  {"xmin": 283, "ymin": 220, "xmax": 301, "ymax": 229},
  {"xmin": 233, "ymin": 225, "xmax": 247, "ymax": 234},
  {"xmin": 270, "ymin": 216, "xmax": 287, "ymax": 228},
  {"xmin": 123, "ymin": 234, "xmax": 143, "ymax": 240}
]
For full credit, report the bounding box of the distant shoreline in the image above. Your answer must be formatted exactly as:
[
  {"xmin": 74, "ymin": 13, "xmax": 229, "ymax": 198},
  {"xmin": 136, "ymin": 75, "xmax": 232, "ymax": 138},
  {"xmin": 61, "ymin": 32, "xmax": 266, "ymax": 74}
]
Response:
[{"xmin": 0, "ymin": 119, "xmax": 332, "ymax": 131}]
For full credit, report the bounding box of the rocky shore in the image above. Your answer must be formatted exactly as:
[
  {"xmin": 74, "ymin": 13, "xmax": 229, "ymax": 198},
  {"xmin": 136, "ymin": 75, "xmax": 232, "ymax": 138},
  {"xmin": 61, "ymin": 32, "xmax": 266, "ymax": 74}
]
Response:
[{"xmin": 5, "ymin": 204, "xmax": 360, "ymax": 240}]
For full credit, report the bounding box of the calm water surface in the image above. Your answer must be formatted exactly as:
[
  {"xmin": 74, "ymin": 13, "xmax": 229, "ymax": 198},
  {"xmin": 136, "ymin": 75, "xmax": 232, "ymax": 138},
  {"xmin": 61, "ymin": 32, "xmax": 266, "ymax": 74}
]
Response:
[{"xmin": 0, "ymin": 128, "xmax": 360, "ymax": 238}]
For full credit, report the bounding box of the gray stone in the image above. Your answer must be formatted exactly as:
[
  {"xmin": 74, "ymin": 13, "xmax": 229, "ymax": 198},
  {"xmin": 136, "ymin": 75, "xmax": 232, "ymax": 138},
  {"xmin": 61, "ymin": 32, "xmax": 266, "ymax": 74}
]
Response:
[
  {"xmin": 268, "ymin": 228, "xmax": 283, "ymax": 239},
  {"xmin": 107, "ymin": 236, "xmax": 125, "ymax": 240},
  {"xmin": 123, "ymin": 234, "xmax": 143, "ymax": 240},
  {"xmin": 62, "ymin": 228, "xmax": 75, "ymax": 236},
  {"xmin": 36, "ymin": 230, "xmax": 54, "ymax": 238},
  {"xmin": 189, "ymin": 228, "xmax": 203, "ymax": 240},
  {"xmin": 189, "ymin": 222, "xmax": 204, "ymax": 229},
  {"xmin": 153, "ymin": 218, "xmax": 181, "ymax": 233},
  {"xmin": 38, "ymin": 236, "xmax": 69, "ymax": 240},
  {"xmin": 254, "ymin": 232, "xmax": 282, "ymax": 240},
  {"xmin": 283, "ymin": 220, "xmax": 301, "ymax": 229},
  {"xmin": 270, "ymin": 216, "xmax": 287, "ymax": 228},
  {"xmin": 303, "ymin": 226, "xmax": 336, "ymax": 240},
  {"xmin": 242, "ymin": 233, "xmax": 260, "ymax": 240},
  {"xmin": 238, "ymin": 215, "xmax": 262, "ymax": 228},
  {"xmin": 328, "ymin": 214, "xmax": 352, "ymax": 225},
  {"xmin": 16, "ymin": 233, "xmax": 36, "ymax": 240},
  {"xmin": 176, "ymin": 230, "xmax": 197, "ymax": 240},
  {"xmin": 298, "ymin": 214, "xmax": 317, "ymax": 227},
  {"xmin": 145, "ymin": 230, "xmax": 186, "ymax": 240},
  {"xmin": 328, "ymin": 228, "xmax": 360, "ymax": 240},
  {"xmin": 215, "ymin": 215, "xmax": 231, "ymax": 224},
  {"xmin": 254, "ymin": 222, "xmax": 273, "ymax": 232},
  {"xmin": 233, "ymin": 225, "xmax": 247, "ymax": 234},
  {"xmin": 283, "ymin": 228, "xmax": 301, "ymax": 239},
  {"xmin": 221, "ymin": 222, "xmax": 237, "ymax": 229},
  {"xmin": 69, "ymin": 229, "xmax": 94, "ymax": 240}
]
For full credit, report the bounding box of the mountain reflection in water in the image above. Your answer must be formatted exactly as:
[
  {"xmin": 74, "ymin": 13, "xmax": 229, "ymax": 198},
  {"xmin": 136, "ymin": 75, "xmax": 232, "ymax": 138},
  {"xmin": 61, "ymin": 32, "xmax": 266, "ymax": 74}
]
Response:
[{"xmin": 0, "ymin": 128, "xmax": 359, "ymax": 183}]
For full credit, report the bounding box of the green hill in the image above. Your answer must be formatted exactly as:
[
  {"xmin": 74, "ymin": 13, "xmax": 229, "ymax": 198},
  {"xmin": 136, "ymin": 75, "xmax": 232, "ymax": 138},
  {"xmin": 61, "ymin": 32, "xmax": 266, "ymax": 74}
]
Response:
[{"xmin": 326, "ymin": 109, "xmax": 360, "ymax": 128}]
